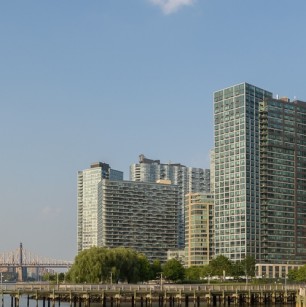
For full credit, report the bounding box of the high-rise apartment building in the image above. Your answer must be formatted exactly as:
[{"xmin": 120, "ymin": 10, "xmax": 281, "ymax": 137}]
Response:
[
  {"xmin": 185, "ymin": 193, "xmax": 214, "ymax": 267},
  {"xmin": 214, "ymin": 83, "xmax": 273, "ymax": 261},
  {"xmin": 77, "ymin": 162, "xmax": 123, "ymax": 253},
  {"xmin": 130, "ymin": 154, "xmax": 210, "ymax": 247},
  {"xmin": 97, "ymin": 179, "xmax": 179, "ymax": 262},
  {"xmin": 259, "ymin": 97, "xmax": 306, "ymax": 264},
  {"xmin": 210, "ymin": 149, "xmax": 215, "ymax": 194},
  {"xmin": 214, "ymin": 82, "xmax": 306, "ymax": 265}
]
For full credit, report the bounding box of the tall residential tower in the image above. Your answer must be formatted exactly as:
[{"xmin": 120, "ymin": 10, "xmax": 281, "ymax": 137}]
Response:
[
  {"xmin": 213, "ymin": 83, "xmax": 272, "ymax": 261},
  {"xmin": 259, "ymin": 97, "xmax": 306, "ymax": 265},
  {"xmin": 130, "ymin": 154, "xmax": 210, "ymax": 247},
  {"xmin": 77, "ymin": 162, "xmax": 123, "ymax": 252},
  {"xmin": 214, "ymin": 82, "xmax": 306, "ymax": 266}
]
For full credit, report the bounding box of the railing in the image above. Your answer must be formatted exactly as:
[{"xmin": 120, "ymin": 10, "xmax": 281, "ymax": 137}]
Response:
[{"xmin": 0, "ymin": 283, "xmax": 301, "ymax": 293}]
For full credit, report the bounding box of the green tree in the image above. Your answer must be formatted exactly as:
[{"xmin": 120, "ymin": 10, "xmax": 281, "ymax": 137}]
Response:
[
  {"xmin": 185, "ymin": 266, "xmax": 202, "ymax": 281},
  {"xmin": 209, "ymin": 255, "xmax": 232, "ymax": 279},
  {"xmin": 162, "ymin": 258, "xmax": 185, "ymax": 282},
  {"xmin": 201, "ymin": 264, "xmax": 214, "ymax": 279},
  {"xmin": 58, "ymin": 272, "xmax": 65, "ymax": 282},
  {"xmin": 67, "ymin": 247, "xmax": 152, "ymax": 284},
  {"xmin": 136, "ymin": 254, "xmax": 152, "ymax": 282},
  {"xmin": 68, "ymin": 247, "xmax": 106, "ymax": 283},
  {"xmin": 42, "ymin": 272, "xmax": 56, "ymax": 282},
  {"xmin": 150, "ymin": 259, "xmax": 162, "ymax": 280},
  {"xmin": 231, "ymin": 262, "xmax": 244, "ymax": 279},
  {"xmin": 185, "ymin": 265, "xmax": 214, "ymax": 282},
  {"xmin": 241, "ymin": 255, "xmax": 256, "ymax": 277},
  {"xmin": 295, "ymin": 265, "xmax": 306, "ymax": 282},
  {"xmin": 288, "ymin": 268, "xmax": 299, "ymax": 281}
]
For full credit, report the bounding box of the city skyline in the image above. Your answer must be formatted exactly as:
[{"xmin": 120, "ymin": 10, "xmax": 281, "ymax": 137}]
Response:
[{"xmin": 1, "ymin": 1, "xmax": 306, "ymax": 260}]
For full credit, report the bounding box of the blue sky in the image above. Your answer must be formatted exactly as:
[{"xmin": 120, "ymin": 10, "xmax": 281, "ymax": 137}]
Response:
[{"xmin": 1, "ymin": 0, "xmax": 306, "ymax": 261}]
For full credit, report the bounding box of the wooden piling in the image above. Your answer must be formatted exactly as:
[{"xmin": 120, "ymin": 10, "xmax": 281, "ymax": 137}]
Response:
[{"xmin": 185, "ymin": 294, "xmax": 189, "ymax": 307}]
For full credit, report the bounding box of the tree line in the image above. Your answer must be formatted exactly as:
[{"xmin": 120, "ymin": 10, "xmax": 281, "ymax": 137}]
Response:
[
  {"xmin": 43, "ymin": 247, "xmax": 306, "ymax": 283},
  {"xmin": 49, "ymin": 247, "xmax": 256, "ymax": 283}
]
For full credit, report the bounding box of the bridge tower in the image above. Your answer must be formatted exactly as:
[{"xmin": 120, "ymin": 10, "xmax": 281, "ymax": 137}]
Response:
[{"xmin": 17, "ymin": 242, "xmax": 27, "ymax": 282}]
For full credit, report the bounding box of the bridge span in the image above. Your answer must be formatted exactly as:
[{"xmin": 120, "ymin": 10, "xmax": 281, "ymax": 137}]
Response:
[{"xmin": 0, "ymin": 243, "xmax": 73, "ymax": 281}]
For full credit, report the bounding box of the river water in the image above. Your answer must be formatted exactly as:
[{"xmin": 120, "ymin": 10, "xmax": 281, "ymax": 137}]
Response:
[
  {"xmin": 0, "ymin": 295, "xmax": 297, "ymax": 307},
  {"xmin": 1, "ymin": 295, "xmax": 70, "ymax": 307}
]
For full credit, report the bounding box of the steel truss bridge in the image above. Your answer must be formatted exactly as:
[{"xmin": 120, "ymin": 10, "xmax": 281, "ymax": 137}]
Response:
[{"xmin": 0, "ymin": 243, "xmax": 73, "ymax": 269}]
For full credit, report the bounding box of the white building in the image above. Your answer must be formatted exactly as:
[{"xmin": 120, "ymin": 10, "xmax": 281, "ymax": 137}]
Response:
[{"xmin": 77, "ymin": 162, "xmax": 123, "ymax": 252}]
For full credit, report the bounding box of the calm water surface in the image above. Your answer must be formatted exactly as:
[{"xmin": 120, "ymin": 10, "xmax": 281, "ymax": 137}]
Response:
[
  {"xmin": 0, "ymin": 294, "xmax": 297, "ymax": 307},
  {"xmin": 1, "ymin": 295, "xmax": 71, "ymax": 307}
]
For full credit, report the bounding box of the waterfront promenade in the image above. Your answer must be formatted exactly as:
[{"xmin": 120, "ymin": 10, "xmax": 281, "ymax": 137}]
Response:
[{"xmin": 0, "ymin": 283, "xmax": 303, "ymax": 306}]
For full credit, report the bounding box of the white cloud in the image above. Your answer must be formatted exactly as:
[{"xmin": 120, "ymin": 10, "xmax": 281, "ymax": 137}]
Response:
[{"xmin": 149, "ymin": 0, "xmax": 195, "ymax": 15}]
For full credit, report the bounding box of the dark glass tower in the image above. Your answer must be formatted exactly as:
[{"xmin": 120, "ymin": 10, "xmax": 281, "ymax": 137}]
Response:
[{"xmin": 260, "ymin": 97, "xmax": 306, "ymax": 264}]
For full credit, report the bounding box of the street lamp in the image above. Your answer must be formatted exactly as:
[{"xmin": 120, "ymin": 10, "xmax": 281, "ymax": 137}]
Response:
[
  {"xmin": 160, "ymin": 273, "xmax": 163, "ymax": 291},
  {"xmin": 56, "ymin": 272, "xmax": 59, "ymax": 290},
  {"xmin": 245, "ymin": 263, "xmax": 248, "ymax": 286}
]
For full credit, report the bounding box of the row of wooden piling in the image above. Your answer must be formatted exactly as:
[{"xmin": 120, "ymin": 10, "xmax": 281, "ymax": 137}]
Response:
[{"xmin": 2, "ymin": 290, "xmax": 299, "ymax": 307}]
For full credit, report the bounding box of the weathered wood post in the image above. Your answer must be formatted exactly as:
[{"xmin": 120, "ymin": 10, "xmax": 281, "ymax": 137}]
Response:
[
  {"xmin": 272, "ymin": 291, "xmax": 276, "ymax": 304},
  {"xmin": 132, "ymin": 295, "xmax": 135, "ymax": 307},
  {"xmin": 212, "ymin": 294, "xmax": 217, "ymax": 306},
  {"xmin": 101, "ymin": 291, "xmax": 106, "ymax": 307},
  {"xmin": 185, "ymin": 295, "xmax": 189, "ymax": 307},
  {"xmin": 227, "ymin": 295, "xmax": 231, "ymax": 305},
  {"xmin": 163, "ymin": 289, "xmax": 167, "ymax": 307},
  {"xmin": 115, "ymin": 293, "xmax": 121, "ymax": 307},
  {"xmin": 206, "ymin": 293, "xmax": 210, "ymax": 306},
  {"xmin": 284, "ymin": 289, "xmax": 288, "ymax": 304},
  {"xmin": 52, "ymin": 289, "xmax": 55, "ymax": 307}
]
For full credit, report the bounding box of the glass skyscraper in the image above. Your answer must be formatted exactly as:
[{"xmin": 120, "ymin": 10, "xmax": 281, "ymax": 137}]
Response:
[
  {"xmin": 214, "ymin": 82, "xmax": 306, "ymax": 266},
  {"xmin": 77, "ymin": 162, "xmax": 123, "ymax": 253},
  {"xmin": 260, "ymin": 97, "xmax": 306, "ymax": 264},
  {"xmin": 214, "ymin": 83, "xmax": 272, "ymax": 261}
]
